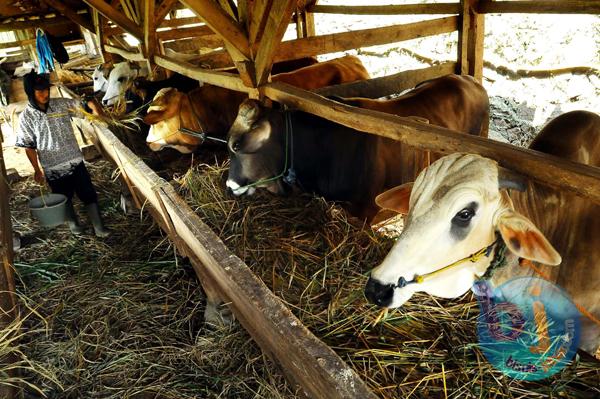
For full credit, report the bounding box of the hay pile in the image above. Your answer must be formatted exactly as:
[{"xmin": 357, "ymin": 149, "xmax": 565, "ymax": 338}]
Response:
[
  {"xmin": 180, "ymin": 162, "xmax": 600, "ymax": 399},
  {"xmin": 3, "ymin": 160, "xmax": 300, "ymax": 398}
]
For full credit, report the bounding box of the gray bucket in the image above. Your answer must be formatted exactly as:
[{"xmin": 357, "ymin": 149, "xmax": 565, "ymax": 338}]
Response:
[{"xmin": 29, "ymin": 193, "xmax": 68, "ymax": 227}]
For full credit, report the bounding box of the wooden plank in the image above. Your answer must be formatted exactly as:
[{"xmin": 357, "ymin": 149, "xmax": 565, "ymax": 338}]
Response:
[
  {"xmin": 155, "ymin": 0, "xmax": 184, "ymax": 27},
  {"xmin": 0, "ymin": 125, "xmax": 19, "ymax": 399},
  {"xmin": 40, "ymin": 0, "xmax": 95, "ymax": 31},
  {"xmin": 248, "ymin": 0, "xmax": 273, "ymax": 45},
  {"xmin": 0, "ymin": 16, "xmax": 74, "ymax": 31},
  {"xmin": 166, "ymin": 47, "xmax": 233, "ymax": 68},
  {"xmin": 308, "ymin": 3, "xmax": 461, "ymax": 15},
  {"xmin": 274, "ymin": 16, "xmax": 458, "ymax": 61},
  {"xmin": 83, "ymin": 0, "xmax": 143, "ymax": 39},
  {"xmin": 263, "ymin": 82, "xmax": 600, "ymax": 204},
  {"xmin": 315, "ymin": 62, "xmax": 457, "ymax": 98},
  {"xmin": 159, "ymin": 16, "xmax": 202, "ymax": 28},
  {"xmin": 158, "ymin": 26, "xmax": 222, "ymax": 42},
  {"xmin": 93, "ymin": 11, "xmax": 112, "ymax": 63},
  {"xmin": 254, "ymin": 0, "xmax": 297, "ymax": 85},
  {"xmin": 119, "ymin": 0, "xmax": 139, "ymax": 25},
  {"xmin": 143, "ymin": 0, "xmax": 157, "ymax": 78},
  {"xmin": 458, "ymin": 0, "xmax": 484, "ymax": 83},
  {"xmin": 154, "ymin": 55, "xmax": 257, "ymax": 93},
  {"xmin": 87, "ymin": 121, "xmax": 377, "ymax": 399},
  {"xmin": 477, "ymin": 0, "xmax": 600, "ymax": 14},
  {"xmin": 0, "ymin": 39, "xmax": 35, "ymax": 50},
  {"xmin": 303, "ymin": 8, "xmax": 315, "ymax": 37},
  {"xmin": 105, "ymin": 44, "xmax": 146, "ymax": 61},
  {"xmin": 180, "ymin": 0, "xmax": 251, "ymax": 60}
]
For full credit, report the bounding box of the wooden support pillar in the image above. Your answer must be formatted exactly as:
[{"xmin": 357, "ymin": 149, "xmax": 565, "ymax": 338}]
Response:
[
  {"xmin": 458, "ymin": 0, "xmax": 484, "ymax": 82},
  {"xmin": 143, "ymin": 0, "xmax": 158, "ymax": 79},
  {"xmin": 93, "ymin": 10, "xmax": 112, "ymax": 63},
  {"xmin": 0, "ymin": 126, "xmax": 19, "ymax": 399}
]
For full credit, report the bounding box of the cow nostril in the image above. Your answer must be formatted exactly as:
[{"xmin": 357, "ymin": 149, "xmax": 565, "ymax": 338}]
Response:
[{"xmin": 364, "ymin": 276, "xmax": 394, "ymax": 307}]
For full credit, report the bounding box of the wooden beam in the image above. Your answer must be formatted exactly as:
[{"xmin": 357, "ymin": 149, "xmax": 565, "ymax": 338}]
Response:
[
  {"xmin": 156, "ymin": 0, "xmax": 183, "ymax": 26},
  {"xmin": 0, "ymin": 38, "xmax": 35, "ymax": 49},
  {"xmin": 144, "ymin": 0, "xmax": 157, "ymax": 79},
  {"xmin": 315, "ymin": 62, "xmax": 457, "ymax": 98},
  {"xmin": 308, "ymin": 3, "xmax": 461, "ymax": 15},
  {"xmin": 120, "ymin": 0, "xmax": 140, "ymax": 25},
  {"xmin": 458, "ymin": 0, "xmax": 484, "ymax": 83},
  {"xmin": 154, "ymin": 55, "xmax": 257, "ymax": 93},
  {"xmin": 93, "ymin": 10, "xmax": 112, "ymax": 62},
  {"xmin": 158, "ymin": 26, "xmax": 220, "ymax": 42},
  {"xmin": 274, "ymin": 16, "xmax": 458, "ymax": 61},
  {"xmin": 477, "ymin": 0, "xmax": 600, "ymax": 14},
  {"xmin": 0, "ymin": 16, "xmax": 73, "ymax": 31},
  {"xmin": 165, "ymin": 47, "xmax": 233, "ymax": 68},
  {"xmin": 248, "ymin": 0, "xmax": 272, "ymax": 45},
  {"xmin": 105, "ymin": 44, "xmax": 146, "ymax": 61},
  {"xmin": 88, "ymin": 120, "xmax": 377, "ymax": 399},
  {"xmin": 254, "ymin": 0, "xmax": 296, "ymax": 85},
  {"xmin": 180, "ymin": 0, "xmax": 251, "ymax": 59},
  {"xmin": 264, "ymin": 82, "xmax": 600, "ymax": 204},
  {"xmin": 84, "ymin": 0, "xmax": 143, "ymax": 39},
  {"xmin": 40, "ymin": 1, "xmax": 95, "ymax": 31},
  {"xmin": 159, "ymin": 16, "xmax": 202, "ymax": 28},
  {"xmin": 0, "ymin": 126, "xmax": 18, "ymax": 399}
]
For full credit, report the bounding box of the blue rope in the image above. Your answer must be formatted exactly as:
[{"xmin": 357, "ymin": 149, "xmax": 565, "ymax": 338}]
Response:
[{"xmin": 36, "ymin": 29, "xmax": 54, "ymax": 73}]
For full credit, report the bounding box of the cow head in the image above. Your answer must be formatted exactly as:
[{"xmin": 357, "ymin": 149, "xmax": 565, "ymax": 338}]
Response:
[
  {"xmin": 364, "ymin": 153, "xmax": 561, "ymax": 308},
  {"xmin": 102, "ymin": 61, "xmax": 141, "ymax": 106},
  {"xmin": 143, "ymin": 88, "xmax": 202, "ymax": 153},
  {"xmin": 226, "ymin": 99, "xmax": 287, "ymax": 196},
  {"xmin": 92, "ymin": 63, "xmax": 111, "ymax": 94}
]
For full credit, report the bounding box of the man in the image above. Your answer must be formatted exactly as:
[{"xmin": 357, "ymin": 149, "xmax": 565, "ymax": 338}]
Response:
[{"xmin": 15, "ymin": 71, "xmax": 110, "ymax": 237}]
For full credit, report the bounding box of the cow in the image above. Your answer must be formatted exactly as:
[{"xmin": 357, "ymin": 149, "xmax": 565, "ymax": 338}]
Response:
[
  {"xmin": 143, "ymin": 55, "xmax": 370, "ymax": 153},
  {"xmin": 225, "ymin": 74, "xmax": 489, "ymax": 221},
  {"xmin": 364, "ymin": 110, "xmax": 600, "ymax": 357},
  {"xmin": 101, "ymin": 61, "xmax": 149, "ymax": 106},
  {"xmin": 92, "ymin": 62, "xmax": 112, "ymax": 94}
]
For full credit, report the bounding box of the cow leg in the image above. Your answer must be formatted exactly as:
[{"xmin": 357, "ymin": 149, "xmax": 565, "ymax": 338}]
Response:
[{"xmin": 202, "ymin": 283, "xmax": 235, "ymax": 327}]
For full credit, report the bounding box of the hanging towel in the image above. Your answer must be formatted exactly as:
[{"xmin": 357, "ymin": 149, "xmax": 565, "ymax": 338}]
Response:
[{"xmin": 36, "ymin": 28, "xmax": 55, "ymax": 73}]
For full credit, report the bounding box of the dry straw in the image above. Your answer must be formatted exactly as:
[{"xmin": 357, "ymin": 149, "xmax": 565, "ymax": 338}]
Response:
[
  {"xmin": 5, "ymin": 161, "xmax": 299, "ymax": 398},
  {"xmin": 179, "ymin": 161, "xmax": 600, "ymax": 399}
]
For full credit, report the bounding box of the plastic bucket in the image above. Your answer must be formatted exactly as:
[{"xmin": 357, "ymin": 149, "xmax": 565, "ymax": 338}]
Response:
[{"xmin": 28, "ymin": 193, "xmax": 68, "ymax": 227}]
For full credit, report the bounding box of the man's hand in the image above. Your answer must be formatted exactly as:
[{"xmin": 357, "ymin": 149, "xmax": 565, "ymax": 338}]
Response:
[
  {"xmin": 86, "ymin": 98, "xmax": 105, "ymax": 117},
  {"xmin": 33, "ymin": 169, "xmax": 45, "ymax": 184}
]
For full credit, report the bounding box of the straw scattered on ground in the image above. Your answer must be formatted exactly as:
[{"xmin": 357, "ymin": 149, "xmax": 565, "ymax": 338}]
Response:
[
  {"xmin": 179, "ymin": 161, "xmax": 600, "ymax": 399},
  {"xmin": 3, "ymin": 160, "xmax": 300, "ymax": 399}
]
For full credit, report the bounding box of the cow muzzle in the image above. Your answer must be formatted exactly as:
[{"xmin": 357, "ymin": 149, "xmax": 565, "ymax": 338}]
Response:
[{"xmin": 364, "ymin": 276, "xmax": 395, "ymax": 307}]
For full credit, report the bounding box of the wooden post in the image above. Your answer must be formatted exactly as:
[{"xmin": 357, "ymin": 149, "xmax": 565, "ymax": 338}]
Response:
[
  {"xmin": 143, "ymin": 0, "xmax": 157, "ymax": 79},
  {"xmin": 0, "ymin": 125, "xmax": 19, "ymax": 399},
  {"xmin": 93, "ymin": 11, "xmax": 112, "ymax": 63},
  {"xmin": 458, "ymin": 0, "xmax": 484, "ymax": 83}
]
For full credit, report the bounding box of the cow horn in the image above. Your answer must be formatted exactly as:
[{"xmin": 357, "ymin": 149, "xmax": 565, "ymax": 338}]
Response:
[{"xmin": 498, "ymin": 166, "xmax": 527, "ymax": 192}]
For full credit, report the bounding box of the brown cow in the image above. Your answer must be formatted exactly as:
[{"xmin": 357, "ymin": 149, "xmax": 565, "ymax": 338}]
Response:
[
  {"xmin": 366, "ymin": 110, "xmax": 600, "ymax": 357},
  {"xmin": 143, "ymin": 55, "xmax": 369, "ymax": 153},
  {"xmin": 226, "ymin": 74, "xmax": 489, "ymax": 221}
]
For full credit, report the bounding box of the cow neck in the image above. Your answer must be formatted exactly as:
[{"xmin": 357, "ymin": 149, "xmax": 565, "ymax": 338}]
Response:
[{"xmin": 177, "ymin": 92, "xmax": 227, "ymax": 144}]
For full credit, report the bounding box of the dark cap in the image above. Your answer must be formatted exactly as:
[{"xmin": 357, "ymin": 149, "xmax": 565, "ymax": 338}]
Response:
[
  {"xmin": 32, "ymin": 73, "xmax": 51, "ymax": 90},
  {"xmin": 24, "ymin": 71, "xmax": 52, "ymax": 93}
]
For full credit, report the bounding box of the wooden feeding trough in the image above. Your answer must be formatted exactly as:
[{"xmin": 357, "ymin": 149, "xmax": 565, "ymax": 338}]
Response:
[{"xmin": 1, "ymin": 1, "xmax": 600, "ymax": 398}]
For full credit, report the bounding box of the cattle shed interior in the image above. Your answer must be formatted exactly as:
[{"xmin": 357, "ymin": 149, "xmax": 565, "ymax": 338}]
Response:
[{"xmin": 1, "ymin": 1, "xmax": 599, "ymax": 398}]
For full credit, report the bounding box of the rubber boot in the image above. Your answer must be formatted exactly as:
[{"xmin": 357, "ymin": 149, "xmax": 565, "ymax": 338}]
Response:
[
  {"xmin": 85, "ymin": 203, "xmax": 110, "ymax": 238},
  {"xmin": 64, "ymin": 200, "xmax": 85, "ymax": 235}
]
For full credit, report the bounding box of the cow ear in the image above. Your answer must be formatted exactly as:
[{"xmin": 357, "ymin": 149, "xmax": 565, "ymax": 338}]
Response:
[
  {"xmin": 375, "ymin": 182, "xmax": 413, "ymax": 215},
  {"xmin": 497, "ymin": 210, "xmax": 561, "ymax": 265}
]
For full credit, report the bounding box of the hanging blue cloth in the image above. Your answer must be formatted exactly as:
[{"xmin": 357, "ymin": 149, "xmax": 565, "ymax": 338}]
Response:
[{"xmin": 36, "ymin": 28, "xmax": 55, "ymax": 73}]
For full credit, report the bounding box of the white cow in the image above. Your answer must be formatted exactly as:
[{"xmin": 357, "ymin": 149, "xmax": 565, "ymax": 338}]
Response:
[
  {"xmin": 101, "ymin": 61, "xmax": 148, "ymax": 106},
  {"xmin": 365, "ymin": 110, "xmax": 600, "ymax": 356},
  {"xmin": 92, "ymin": 63, "xmax": 111, "ymax": 93}
]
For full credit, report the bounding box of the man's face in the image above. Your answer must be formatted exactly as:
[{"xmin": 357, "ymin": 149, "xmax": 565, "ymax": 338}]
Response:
[{"xmin": 34, "ymin": 88, "xmax": 49, "ymax": 106}]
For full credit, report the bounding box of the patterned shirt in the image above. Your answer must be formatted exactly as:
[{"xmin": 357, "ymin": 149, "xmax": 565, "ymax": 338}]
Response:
[{"xmin": 16, "ymin": 98, "xmax": 85, "ymax": 180}]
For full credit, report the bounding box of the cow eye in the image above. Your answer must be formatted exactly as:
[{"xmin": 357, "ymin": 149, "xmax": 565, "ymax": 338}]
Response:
[
  {"xmin": 452, "ymin": 207, "xmax": 475, "ymax": 227},
  {"xmin": 232, "ymin": 139, "xmax": 242, "ymax": 152},
  {"xmin": 117, "ymin": 76, "xmax": 125, "ymax": 83}
]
